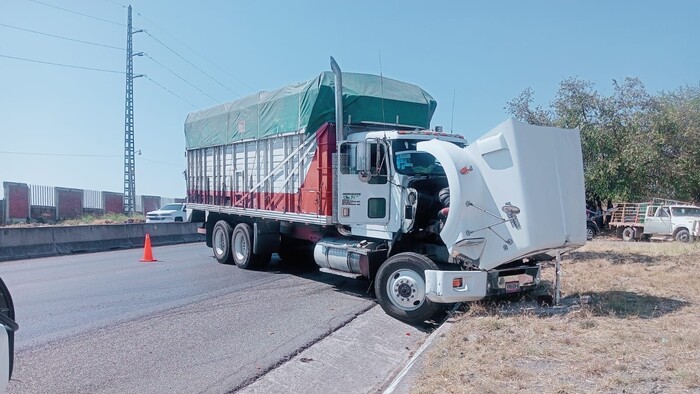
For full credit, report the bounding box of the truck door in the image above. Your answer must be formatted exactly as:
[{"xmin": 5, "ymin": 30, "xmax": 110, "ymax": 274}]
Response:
[
  {"xmin": 337, "ymin": 139, "xmax": 391, "ymax": 225},
  {"xmin": 644, "ymin": 206, "xmax": 672, "ymax": 235}
]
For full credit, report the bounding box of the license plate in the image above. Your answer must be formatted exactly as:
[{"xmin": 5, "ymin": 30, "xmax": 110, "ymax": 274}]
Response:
[{"xmin": 505, "ymin": 281, "xmax": 520, "ymax": 293}]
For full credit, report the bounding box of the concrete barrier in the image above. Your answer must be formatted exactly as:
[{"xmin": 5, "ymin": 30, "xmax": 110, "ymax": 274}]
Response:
[
  {"xmin": 0, "ymin": 222, "xmax": 204, "ymax": 262},
  {"xmin": 0, "ymin": 227, "xmax": 57, "ymax": 261},
  {"xmin": 52, "ymin": 225, "xmax": 131, "ymax": 255}
]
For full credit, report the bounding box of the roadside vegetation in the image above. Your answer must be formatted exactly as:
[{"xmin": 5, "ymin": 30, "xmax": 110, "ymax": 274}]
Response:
[
  {"xmin": 4, "ymin": 213, "xmax": 145, "ymax": 227},
  {"xmin": 415, "ymin": 240, "xmax": 700, "ymax": 393},
  {"xmin": 507, "ymin": 80, "xmax": 700, "ymax": 203}
]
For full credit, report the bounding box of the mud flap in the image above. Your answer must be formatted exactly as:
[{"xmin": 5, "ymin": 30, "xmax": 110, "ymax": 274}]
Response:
[{"xmin": 253, "ymin": 221, "xmax": 281, "ymax": 254}]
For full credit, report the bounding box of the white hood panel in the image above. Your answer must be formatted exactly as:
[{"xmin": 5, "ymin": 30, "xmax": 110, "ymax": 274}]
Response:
[{"xmin": 418, "ymin": 119, "xmax": 586, "ymax": 270}]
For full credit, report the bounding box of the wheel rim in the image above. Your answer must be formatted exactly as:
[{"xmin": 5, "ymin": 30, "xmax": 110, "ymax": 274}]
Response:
[
  {"xmin": 678, "ymin": 232, "xmax": 689, "ymax": 242},
  {"xmin": 587, "ymin": 228, "xmax": 594, "ymax": 240},
  {"xmin": 214, "ymin": 227, "xmax": 226, "ymax": 257},
  {"xmin": 385, "ymin": 269, "xmax": 426, "ymax": 311},
  {"xmin": 233, "ymin": 231, "xmax": 248, "ymax": 262}
]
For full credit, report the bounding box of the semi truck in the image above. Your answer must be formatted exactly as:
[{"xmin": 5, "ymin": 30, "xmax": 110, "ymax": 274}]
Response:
[{"xmin": 185, "ymin": 58, "xmax": 586, "ymax": 323}]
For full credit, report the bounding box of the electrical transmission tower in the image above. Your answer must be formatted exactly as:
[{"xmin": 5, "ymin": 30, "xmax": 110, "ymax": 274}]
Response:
[{"xmin": 123, "ymin": 5, "xmax": 143, "ymax": 214}]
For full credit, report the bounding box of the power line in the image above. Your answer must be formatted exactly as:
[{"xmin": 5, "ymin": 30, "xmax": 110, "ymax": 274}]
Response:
[
  {"xmin": 0, "ymin": 151, "xmax": 120, "ymax": 158},
  {"xmin": 134, "ymin": 10, "xmax": 253, "ymax": 91},
  {"xmin": 144, "ymin": 76, "xmax": 198, "ymax": 109},
  {"xmin": 0, "ymin": 150, "xmax": 181, "ymax": 168},
  {"xmin": 0, "ymin": 53, "xmax": 124, "ymax": 74},
  {"xmin": 145, "ymin": 54, "xmax": 221, "ymax": 104},
  {"xmin": 139, "ymin": 157, "xmax": 182, "ymax": 168},
  {"xmin": 0, "ymin": 23, "xmax": 125, "ymax": 50},
  {"xmin": 145, "ymin": 31, "xmax": 242, "ymax": 98},
  {"xmin": 99, "ymin": 0, "xmax": 127, "ymax": 9},
  {"xmin": 24, "ymin": 0, "xmax": 125, "ymax": 26}
]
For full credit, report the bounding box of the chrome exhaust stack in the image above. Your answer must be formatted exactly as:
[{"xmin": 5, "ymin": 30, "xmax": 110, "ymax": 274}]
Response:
[{"xmin": 330, "ymin": 56, "xmax": 343, "ymax": 141}]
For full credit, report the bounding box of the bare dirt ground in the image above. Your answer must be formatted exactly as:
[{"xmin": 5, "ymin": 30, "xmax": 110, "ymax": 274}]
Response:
[{"xmin": 414, "ymin": 240, "xmax": 700, "ymax": 393}]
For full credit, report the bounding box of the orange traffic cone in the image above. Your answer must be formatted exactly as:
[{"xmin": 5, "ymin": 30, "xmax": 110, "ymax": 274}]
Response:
[{"xmin": 139, "ymin": 233, "xmax": 157, "ymax": 262}]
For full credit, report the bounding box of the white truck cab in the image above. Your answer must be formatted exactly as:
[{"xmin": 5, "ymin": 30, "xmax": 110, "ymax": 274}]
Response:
[
  {"xmin": 335, "ymin": 119, "xmax": 587, "ymax": 308},
  {"xmin": 643, "ymin": 205, "xmax": 700, "ymax": 242}
]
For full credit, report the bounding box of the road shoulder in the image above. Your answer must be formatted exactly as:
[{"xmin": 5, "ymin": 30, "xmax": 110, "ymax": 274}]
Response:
[{"xmin": 239, "ymin": 305, "xmax": 432, "ymax": 394}]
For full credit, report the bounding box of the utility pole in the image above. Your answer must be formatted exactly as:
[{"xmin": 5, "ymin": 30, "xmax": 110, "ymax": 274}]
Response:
[{"xmin": 123, "ymin": 4, "xmax": 144, "ymax": 214}]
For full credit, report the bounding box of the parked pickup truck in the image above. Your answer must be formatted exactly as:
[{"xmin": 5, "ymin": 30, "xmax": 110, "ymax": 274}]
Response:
[
  {"xmin": 145, "ymin": 203, "xmax": 188, "ymax": 223},
  {"xmin": 609, "ymin": 200, "xmax": 700, "ymax": 242}
]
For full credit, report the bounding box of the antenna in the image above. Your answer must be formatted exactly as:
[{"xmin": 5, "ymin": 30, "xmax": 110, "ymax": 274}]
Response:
[
  {"xmin": 450, "ymin": 88, "xmax": 456, "ymax": 133},
  {"xmin": 379, "ymin": 49, "xmax": 386, "ymax": 124}
]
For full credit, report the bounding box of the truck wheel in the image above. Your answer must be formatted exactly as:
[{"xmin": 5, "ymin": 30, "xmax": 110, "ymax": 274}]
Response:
[
  {"xmin": 375, "ymin": 252, "xmax": 440, "ymax": 324},
  {"xmin": 675, "ymin": 229, "xmax": 690, "ymax": 243},
  {"xmin": 622, "ymin": 227, "xmax": 635, "ymax": 242},
  {"xmin": 212, "ymin": 220, "xmax": 234, "ymax": 264},
  {"xmin": 586, "ymin": 225, "xmax": 595, "ymax": 241},
  {"xmin": 232, "ymin": 223, "xmax": 271, "ymax": 270}
]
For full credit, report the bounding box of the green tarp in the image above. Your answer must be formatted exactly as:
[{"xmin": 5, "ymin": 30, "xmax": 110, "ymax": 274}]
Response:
[{"xmin": 184, "ymin": 72, "xmax": 437, "ymax": 149}]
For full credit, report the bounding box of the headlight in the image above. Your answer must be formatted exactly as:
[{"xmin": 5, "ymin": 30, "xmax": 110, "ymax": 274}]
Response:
[{"xmin": 407, "ymin": 191, "xmax": 417, "ymax": 205}]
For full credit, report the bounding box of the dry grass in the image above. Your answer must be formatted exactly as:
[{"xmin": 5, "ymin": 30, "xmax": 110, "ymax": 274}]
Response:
[
  {"xmin": 4, "ymin": 213, "xmax": 145, "ymax": 227},
  {"xmin": 413, "ymin": 240, "xmax": 700, "ymax": 394}
]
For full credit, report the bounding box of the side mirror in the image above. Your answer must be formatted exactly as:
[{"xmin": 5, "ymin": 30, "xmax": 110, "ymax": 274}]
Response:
[
  {"xmin": 0, "ymin": 276, "xmax": 18, "ymax": 390},
  {"xmin": 358, "ymin": 170, "xmax": 372, "ymax": 183}
]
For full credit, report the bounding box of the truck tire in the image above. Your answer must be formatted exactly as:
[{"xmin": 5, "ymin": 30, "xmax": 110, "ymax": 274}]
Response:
[
  {"xmin": 212, "ymin": 220, "xmax": 234, "ymax": 264},
  {"xmin": 586, "ymin": 224, "xmax": 596, "ymax": 241},
  {"xmin": 675, "ymin": 228, "xmax": 690, "ymax": 243},
  {"xmin": 375, "ymin": 252, "xmax": 441, "ymax": 324},
  {"xmin": 232, "ymin": 223, "xmax": 271, "ymax": 270},
  {"xmin": 622, "ymin": 227, "xmax": 635, "ymax": 242}
]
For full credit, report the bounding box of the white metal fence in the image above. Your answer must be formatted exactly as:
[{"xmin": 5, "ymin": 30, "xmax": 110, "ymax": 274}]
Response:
[
  {"xmin": 83, "ymin": 189, "xmax": 103, "ymax": 209},
  {"xmin": 30, "ymin": 185, "xmax": 54, "ymax": 207}
]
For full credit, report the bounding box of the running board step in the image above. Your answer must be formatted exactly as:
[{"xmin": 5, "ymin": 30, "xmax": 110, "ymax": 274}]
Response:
[{"xmin": 319, "ymin": 267, "xmax": 364, "ymax": 279}]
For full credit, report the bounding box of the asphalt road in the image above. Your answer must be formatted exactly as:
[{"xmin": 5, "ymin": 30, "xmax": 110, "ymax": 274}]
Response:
[{"xmin": 0, "ymin": 243, "xmax": 377, "ymax": 393}]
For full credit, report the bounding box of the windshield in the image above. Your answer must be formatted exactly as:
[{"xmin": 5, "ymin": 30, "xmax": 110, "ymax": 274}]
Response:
[
  {"xmin": 161, "ymin": 204, "xmax": 183, "ymax": 211},
  {"xmin": 670, "ymin": 207, "xmax": 700, "ymax": 217},
  {"xmin": 392, "ymin": 140, "xmax": 445, "ymax": 176}
]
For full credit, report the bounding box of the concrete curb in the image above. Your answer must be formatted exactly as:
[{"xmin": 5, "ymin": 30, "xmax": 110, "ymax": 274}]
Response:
[
  {"xmin": 238, "ymin": 305, "xmax": 434, "ymax": 394},
  {"xmin": 0, "ymin": 223, "xmax": 204, "ymax": 262},
  {"xmin": 383, "ymin": 320, "xmax": 454, "ymax": 393},
  {"xmin": 383, "ymin": 303, "xmax": 462, "ymax": 393}
]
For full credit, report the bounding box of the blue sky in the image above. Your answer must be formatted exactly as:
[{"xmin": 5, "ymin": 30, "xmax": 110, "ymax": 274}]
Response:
[{"xmin": 1, "ymin": 0, "xmax": 698, "ymax": 199}]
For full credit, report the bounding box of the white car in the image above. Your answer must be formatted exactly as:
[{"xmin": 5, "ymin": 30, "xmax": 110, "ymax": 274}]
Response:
[
  {"xmin": 145, "ymin": 203, "xmax": 188, "ymax": 223},
  {"xmin": 0, "ymin": 277, "xmax": 18, "ymax": 393}
]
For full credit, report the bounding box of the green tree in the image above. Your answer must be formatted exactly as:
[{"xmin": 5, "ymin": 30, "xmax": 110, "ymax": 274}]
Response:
[{"xmin": 506, "ymin": 78, "xmax": 699, "ymax": 202}]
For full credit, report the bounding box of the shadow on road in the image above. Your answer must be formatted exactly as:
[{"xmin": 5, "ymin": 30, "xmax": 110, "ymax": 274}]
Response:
[{"xmin": 265, "ymin": 257, "xmax": 443, "ymax": 332}]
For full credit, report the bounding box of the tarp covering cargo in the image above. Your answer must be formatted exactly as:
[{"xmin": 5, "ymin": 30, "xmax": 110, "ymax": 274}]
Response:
[{"xmin": 184, "ymin": 72, "xmax": 437, "ymax": 149}]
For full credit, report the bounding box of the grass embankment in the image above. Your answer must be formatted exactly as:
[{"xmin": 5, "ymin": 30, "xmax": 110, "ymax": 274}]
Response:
[
  {"xmin": 5, "ymin": 213, "xmax": 145, "ymax": 227},
  {"xmin": 414, "ymin": 241, "xmax": 700, "ymax": 393},
  {"xmin": 60, "ymin": 213, "xmax": 145, "ymax": 225}
]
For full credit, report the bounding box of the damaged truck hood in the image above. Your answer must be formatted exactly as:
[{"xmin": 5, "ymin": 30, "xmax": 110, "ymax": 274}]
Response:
[{"xmin": 417, "ymin": 118, "xmax": 586, "ymax": 270}]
